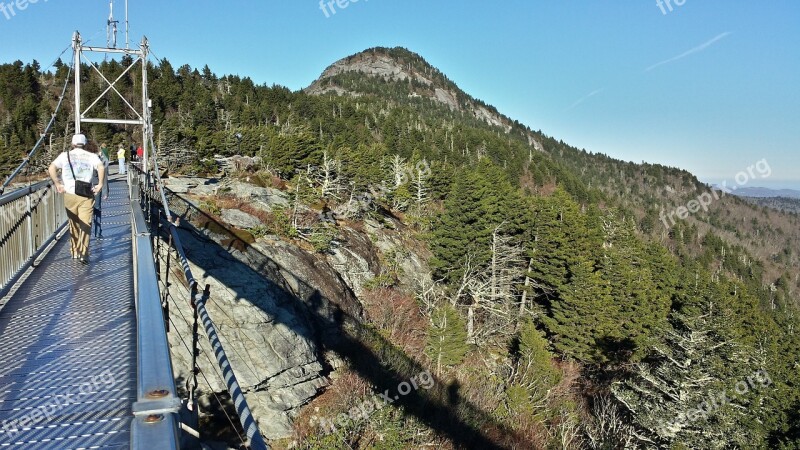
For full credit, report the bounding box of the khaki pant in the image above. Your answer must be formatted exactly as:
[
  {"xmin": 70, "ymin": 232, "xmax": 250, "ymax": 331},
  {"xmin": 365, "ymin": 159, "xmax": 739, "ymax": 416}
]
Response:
[{"xmin": 64, "ymin": 193, "xmax": 95, "ymax": 259}]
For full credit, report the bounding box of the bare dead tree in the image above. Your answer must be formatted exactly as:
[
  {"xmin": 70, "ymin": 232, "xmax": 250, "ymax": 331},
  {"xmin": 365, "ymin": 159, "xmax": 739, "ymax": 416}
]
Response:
[
  {"xmin": 584, "ymin": 395, "xmax": 635, "ymax": 449},
  {"xmin": 412, "ymin": 159, "xmax": 430, "ymax": 207},
  {"xmin": 315, "ymin": 149, "xmax": 344, "ymax": 199},
  {"xmin": 389, "ymin": 154, "xmax": 408, "ymax": 188}
]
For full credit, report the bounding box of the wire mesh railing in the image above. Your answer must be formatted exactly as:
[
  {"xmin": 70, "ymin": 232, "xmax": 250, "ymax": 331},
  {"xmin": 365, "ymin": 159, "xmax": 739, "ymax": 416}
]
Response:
[{"xmin": 0, "ymin": 180, "xmax": 67, "ymax": 296}]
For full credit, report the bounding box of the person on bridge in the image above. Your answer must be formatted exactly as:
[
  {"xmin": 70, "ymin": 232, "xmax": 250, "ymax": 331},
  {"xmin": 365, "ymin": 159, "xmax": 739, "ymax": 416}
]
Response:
[
  {"xmin": 92, "ymin": 143, "xmax": 110, "ymax": 238},
  {"xmin": 100, "ymin": 142, "xmax": 109, "ymax": 161},
  {"xmin": 117, "ymin": 144, "xmax": 126, "ymax": 175},
  {"xmin": 47, "ymin": 134, "xmax": 106, "ymax": 265}
]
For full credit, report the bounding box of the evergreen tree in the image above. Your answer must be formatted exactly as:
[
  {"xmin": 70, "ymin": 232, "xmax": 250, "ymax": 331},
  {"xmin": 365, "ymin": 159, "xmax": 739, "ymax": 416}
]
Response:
[
  {"xmin": 612, "ymin": 285, "xmax": 764, "ymax": 448},
  {"xmin": 598, "ymin": 210, "xmax": 670, "ymax": 362},
  {"xmin": 425, "ymin": 304, "xmax": 470, "ymax": 376},
  {"xmin": 429, "ymin": 159, "xmax": 528, "ymax": 284}
]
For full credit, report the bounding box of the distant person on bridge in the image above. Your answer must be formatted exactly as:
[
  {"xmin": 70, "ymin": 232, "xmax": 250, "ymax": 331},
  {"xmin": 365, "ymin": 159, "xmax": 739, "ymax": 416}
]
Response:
[
  {"xmin": 136, "ymin": 145, "xmax": 143, "ymax": 162},
  {"xmin": 100, "ymin": 142, "xmax": 109, "ymax": 161},
  {"xmin": 47, "ymin": 134, "xmax": 106, "ymax": 265},
  {"xmin": 92, "ymin": 143, "xmax": 110, "ymax": 238},
  {"xmin": 117, "ymin": 145, "xmax": 126, "ymax": 175}
]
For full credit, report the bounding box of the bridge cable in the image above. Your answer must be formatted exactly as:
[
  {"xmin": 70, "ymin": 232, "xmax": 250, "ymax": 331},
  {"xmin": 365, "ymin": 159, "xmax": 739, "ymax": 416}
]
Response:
[
  {"xmin": 1, "ymin": 61, "xmax": 74, "ymax": 194},
  {"xmin": 166, "ymin": 313, "xmax": 249, "ymax": 449},
  {"xmin": 140, "ymin": 58, "xmax": 278, "ymax": 389},
  {"xmin": 153, "ymin": 224, "xmax": 268, "ymax": 395},
  {"xmin": 154, "ymin": 216, "xmax": 248, "ymax": 448},
  {"xmin": 158, "ymin": 236, "xmax": 263, "ymax": 450},
  {"xmin": 142, "ymin": 118, "xmax": 270, "ymax": 450}
]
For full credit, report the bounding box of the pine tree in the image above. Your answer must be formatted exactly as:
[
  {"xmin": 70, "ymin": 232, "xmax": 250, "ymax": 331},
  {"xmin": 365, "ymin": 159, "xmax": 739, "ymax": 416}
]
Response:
[
  {"xmin": 598, "ymin": 210, "xmax": 670, "ymax": 362},
  {"xmin": 612, "ymin": 285, "xmax": 763, "ymax": 448},
  {"xmin": 526, "ymin": 187, "xmax": 595, "ymax": 302},
  {"xmin": 541, "ymin": 256, "xmax": 618, "ymax": 363},
  {"xmin": 425, "ymin": 304, "xmax": 470, "ymax": 376},
  {"xmin": 429, "ymin": 160, "xmax": 528, "ymax": 284}
]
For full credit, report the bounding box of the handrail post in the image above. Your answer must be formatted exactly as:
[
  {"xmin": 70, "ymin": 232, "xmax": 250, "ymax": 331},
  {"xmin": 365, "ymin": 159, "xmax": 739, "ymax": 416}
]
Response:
[{"xmin": 26, "ymin": 190, "xmax": 34, "ymax": 258}]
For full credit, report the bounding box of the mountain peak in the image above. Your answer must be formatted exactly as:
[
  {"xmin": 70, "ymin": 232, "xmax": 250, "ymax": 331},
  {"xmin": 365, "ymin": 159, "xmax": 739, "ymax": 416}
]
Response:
[
  {"xmin": 305, "ymin": 47, "xmax": 515, "ymax": 132},
  {"xmin": 306, "ymin": 47, "xmax": 445, "ymax": 95}
]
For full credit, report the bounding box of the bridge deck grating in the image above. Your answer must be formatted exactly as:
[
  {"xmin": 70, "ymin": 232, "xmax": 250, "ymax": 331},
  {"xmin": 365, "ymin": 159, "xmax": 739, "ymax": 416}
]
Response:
[{"xmin": 0, "ymin": 176, "xmax": 137, "ymax": 449}]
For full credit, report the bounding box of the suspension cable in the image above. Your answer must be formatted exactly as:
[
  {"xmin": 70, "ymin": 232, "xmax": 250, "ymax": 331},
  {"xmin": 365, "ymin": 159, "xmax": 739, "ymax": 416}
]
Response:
[
  {"xmin": 163, "ymin": 246, "xmax": 258, "ymax": 450},
  {"xmin": 167, "ymin": 314, "xmax": 248, "ymax": 448},
  {"xmin": 143, "ymin": 124, "xmax": 269, "ymax": 450},
  {"xmin": 1, "ymin": 61, "xmax": 74, "ymax": 194},
  {"xmin": 153, "ymin": 217, "xmax": 268, "ymax": 395}
]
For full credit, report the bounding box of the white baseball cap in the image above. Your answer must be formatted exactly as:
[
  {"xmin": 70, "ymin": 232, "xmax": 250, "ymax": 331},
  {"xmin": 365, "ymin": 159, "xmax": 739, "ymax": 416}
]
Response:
[{"xmin": 71, "ymin": 134, "xmax": 87, "ymax": 146}]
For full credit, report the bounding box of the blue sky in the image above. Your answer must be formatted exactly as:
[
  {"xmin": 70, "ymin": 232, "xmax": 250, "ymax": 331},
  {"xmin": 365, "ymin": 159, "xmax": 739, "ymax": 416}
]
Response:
[{"xmin": 1, "ymin": 1, "xmax": 798, "ymax": 188}]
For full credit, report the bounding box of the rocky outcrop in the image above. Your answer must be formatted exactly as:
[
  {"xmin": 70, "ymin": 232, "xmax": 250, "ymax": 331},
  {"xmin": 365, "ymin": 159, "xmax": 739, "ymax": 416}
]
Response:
[
  {"xmin": 164, "ymin": 177, "xmax": 221, "ymax": 196},
  {"xmin": 362, "ymin": 218, "xmax": 432, "ymax": 290},
  {"xmin": 324, "ymin": 227, "xmax": 381, "ymax": 297},
  {"xmin": 164, "ymin": 177, "xmax": 290, "ymax": 212},
  {"xmin": 161, "ymin": 195, "xmax": 362, "ymax": 440},
  {"xmin": 220, "ymin": 208, "xmax": 260, "ymax": 229},
  {"xmin": 434, "ymin": 88, "xmax": 459, "ymax": 111},
  {"xmin": 227, "ymin": 181, "xmax": 290, "ymax": 212},
  {"xmin": 304, "ymin": 47, "xmax": 524, "ymax": 134},
  {"xmin": 306, "ymin": 53, "xmax": 430, "ymax": 94},
  {"xmin": 159, "ymin": 175, "xmax": 433, "ymax": 440}
]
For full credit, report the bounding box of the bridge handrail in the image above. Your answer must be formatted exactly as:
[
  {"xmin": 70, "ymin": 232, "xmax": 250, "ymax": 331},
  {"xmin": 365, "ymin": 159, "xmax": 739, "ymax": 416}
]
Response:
[
  {"xmin": 0, "ymin": 180, "xmax": 66, "ymax": 296},
  {"xmin": 129, "ymin": 169, "xmax": 181, "ymax": 449}
]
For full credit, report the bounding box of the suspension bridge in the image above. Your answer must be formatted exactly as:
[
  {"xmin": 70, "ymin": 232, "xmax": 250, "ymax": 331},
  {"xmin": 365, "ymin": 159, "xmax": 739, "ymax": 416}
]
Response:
[{"xmin": 0, "ymin": 6, "xmax": 270, "ymax": 449}]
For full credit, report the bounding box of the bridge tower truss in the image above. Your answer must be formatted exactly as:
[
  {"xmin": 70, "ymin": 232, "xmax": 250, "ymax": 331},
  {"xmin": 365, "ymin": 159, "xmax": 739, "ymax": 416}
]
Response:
[{"xmin": 72, "ymin": 31, "xmax": 151, "ymax": 173}]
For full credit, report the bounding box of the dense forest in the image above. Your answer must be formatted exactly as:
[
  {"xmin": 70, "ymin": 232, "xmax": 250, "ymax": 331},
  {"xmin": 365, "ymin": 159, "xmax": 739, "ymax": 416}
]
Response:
[{"xmin": 1, "ymin": 47, "xmax": 799, "ymax": 448}]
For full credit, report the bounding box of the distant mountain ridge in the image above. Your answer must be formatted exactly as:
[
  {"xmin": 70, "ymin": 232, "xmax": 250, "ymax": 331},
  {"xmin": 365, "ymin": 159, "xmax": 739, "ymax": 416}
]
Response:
[{"xmin": 726, "ymin": 186, "xmax": 800, "ymax": 198}]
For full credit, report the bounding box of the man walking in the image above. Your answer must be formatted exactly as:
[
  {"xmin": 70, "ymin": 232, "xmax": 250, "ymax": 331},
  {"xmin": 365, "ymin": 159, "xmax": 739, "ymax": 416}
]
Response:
[
  {"xmin": 48, "ymin": 134, "xmax": 105, "ymax": 265},
  {"xmin": 117, "ymin": 144, "xmax": 126, "ymax": 175}
]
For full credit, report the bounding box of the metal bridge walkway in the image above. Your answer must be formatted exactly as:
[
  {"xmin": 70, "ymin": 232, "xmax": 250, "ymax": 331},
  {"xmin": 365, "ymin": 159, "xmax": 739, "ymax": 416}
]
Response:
[{"xmin": 0, "ymin": 175, "xmax": 136, "ymax": 449}]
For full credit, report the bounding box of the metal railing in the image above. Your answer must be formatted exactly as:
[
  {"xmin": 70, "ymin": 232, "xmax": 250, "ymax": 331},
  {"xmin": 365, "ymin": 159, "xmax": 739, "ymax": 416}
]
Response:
[
  {"xmin": 0, "ymin": 181, "xmax": 67, "ymax": 296},
  {"xmin": 129, "ymin": 170, "xmax": 181, "ymax": 449}
]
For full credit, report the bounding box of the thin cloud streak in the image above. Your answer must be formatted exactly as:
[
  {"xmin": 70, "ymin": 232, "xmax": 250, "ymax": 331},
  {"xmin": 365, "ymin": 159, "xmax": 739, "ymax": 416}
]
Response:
[
  {"xmin": 567, "ymin": 88, "xmax": 605, "ymax": 111},
  {"xmin": 645, "ymin": 32, "xmax": 732, "ymax": 72}
]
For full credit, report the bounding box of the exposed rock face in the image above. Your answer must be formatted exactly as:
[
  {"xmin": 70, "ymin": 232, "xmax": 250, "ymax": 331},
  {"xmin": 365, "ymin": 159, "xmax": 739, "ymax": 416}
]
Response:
[
  {"xmin": 434, "ymin": 88, "xmax": 459, "ymax": 111},
  {"xmin": 164, "ymin": 177, "xmax": 290, "ymax": 212},
  {"xmin": 227, "ymin": 181, "xmax": 290, "ymax": 212},
  {"xmin": 362, "ymin": 218, "xmax": 432, "ymax": 290},
  {"xmin": 164, "ymin": 226, "xmax": 327, "ymax": 439},
  {"xmin": 164, "ymin": 177, "xmax": 221, "ymax": 196},
  {"xmin": 221, "ymin": 208, "xmax": 261, "ymax": 229},
  {"xmin": 324, "ymin": 227, "xmax": 380, "ymax": 297},
  {"xmin": 305, "ymin": 47, "xmax": 541, "ymax": 138},
  {"xmin": 308, "ymin": 53, "xmax": 428, "ymax": 89},
  {"xmin": 159, "ymin": 178, "xmax": 433, "ymax": 441},
  {"xmin": 161, "ymin": 195, "xmax": 362, "ymax": 440},
  {"xmin": 474, "ymin": 105, "xmax": 511, "ymax": 132}
]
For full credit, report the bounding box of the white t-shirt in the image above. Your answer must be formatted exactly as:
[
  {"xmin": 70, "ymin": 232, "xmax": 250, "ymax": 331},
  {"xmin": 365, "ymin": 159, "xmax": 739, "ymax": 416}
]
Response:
[{"xmin": 52, "ymin": 149, "xmax": 102, "ymax": 195}]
